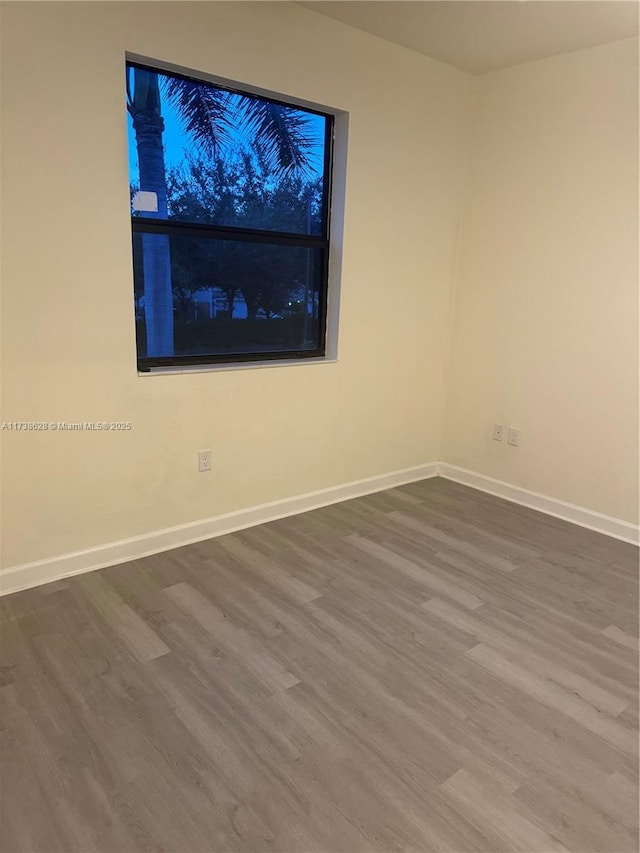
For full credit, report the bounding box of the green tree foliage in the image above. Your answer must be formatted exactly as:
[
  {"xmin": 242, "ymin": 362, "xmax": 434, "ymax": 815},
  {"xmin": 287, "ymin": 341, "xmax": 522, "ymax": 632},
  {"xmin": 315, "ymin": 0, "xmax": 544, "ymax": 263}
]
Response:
[{"xmin": 165, "ymin": 152, "xmax": 323, "ymax": 321}]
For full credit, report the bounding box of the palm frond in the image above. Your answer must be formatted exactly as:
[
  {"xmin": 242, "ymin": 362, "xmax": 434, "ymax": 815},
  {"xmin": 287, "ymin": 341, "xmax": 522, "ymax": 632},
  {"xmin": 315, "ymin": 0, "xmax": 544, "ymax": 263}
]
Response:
[
  {"xmin": 236, "ymin": 97, "xmax": 320, "ymax": 179},
  {"xmin": 161, "ymin": 77, "xmax": 233, "ymax": 157}
]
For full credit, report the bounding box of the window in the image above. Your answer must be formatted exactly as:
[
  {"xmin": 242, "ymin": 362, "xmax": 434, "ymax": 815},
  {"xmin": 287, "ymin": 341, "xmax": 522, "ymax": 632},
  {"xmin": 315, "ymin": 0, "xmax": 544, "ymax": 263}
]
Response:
[{"xmin": 126, "ymin": 60, "xmax": 334, "ymax": 371}]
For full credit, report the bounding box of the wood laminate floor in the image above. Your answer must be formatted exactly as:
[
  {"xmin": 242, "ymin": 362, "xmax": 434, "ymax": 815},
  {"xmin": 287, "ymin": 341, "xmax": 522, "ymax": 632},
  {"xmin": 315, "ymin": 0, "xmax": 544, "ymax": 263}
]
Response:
[{"xmin": 0, "ymin": 478, "xmax": 638, "ymax": 852}]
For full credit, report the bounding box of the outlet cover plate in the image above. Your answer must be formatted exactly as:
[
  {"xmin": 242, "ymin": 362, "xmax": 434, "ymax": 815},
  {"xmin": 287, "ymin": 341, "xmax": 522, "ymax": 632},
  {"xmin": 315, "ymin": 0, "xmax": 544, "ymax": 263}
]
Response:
[{"xmin": 198, "ymin": 449, "xmax": 212, "ymax": 472}]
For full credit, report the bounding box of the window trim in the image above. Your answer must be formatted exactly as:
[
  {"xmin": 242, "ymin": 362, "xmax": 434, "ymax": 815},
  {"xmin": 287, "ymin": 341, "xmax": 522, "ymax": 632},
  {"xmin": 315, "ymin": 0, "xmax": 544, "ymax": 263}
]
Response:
[{"xmin": 128, "ymin": 59, "xmax": 336, "ymax": 372}]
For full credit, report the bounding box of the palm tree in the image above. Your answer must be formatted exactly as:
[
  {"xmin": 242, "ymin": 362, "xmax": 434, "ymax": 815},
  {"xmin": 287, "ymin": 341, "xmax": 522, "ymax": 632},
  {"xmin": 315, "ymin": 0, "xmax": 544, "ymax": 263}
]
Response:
[{"xmin": 127, "ymin": 65, "xmax": 318, "ymax": 357}]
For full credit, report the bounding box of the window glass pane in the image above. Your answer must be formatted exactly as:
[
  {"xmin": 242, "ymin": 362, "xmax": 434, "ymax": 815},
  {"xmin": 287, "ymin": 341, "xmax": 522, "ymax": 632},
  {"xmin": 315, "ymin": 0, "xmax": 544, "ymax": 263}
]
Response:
[
  {"xmin": 134, "ymin": 231, "xmax": 325, "ymax": 359},
  {"xmin": 127, "ymin": 64, "xmax": 328, "ymax": 235}
]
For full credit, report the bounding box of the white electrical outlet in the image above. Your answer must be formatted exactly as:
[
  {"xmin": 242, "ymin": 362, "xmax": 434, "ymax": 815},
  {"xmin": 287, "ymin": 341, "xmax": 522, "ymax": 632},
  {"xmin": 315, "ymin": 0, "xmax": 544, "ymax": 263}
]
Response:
[
  {"xmin": 507, "ymin": 428, "xmax": 521, "ymax": 447},
  {"xmin": 198, "ymin": 449, "xmax": 212, "ymax": 472},
  {"xmin": 492, "ymin": 424, "xmax": 504, "ymax": 442}
]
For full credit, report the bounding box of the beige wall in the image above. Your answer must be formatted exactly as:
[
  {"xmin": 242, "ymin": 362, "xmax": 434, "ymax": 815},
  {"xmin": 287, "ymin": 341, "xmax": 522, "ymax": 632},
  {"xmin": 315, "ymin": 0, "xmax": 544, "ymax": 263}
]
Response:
[
  {"xmin": 0, "ymin": 2, "xmax": 474, "ymax": 568},
  {"xmin": 2, "ymin": 5, "xmax": 637, "ymax": 574},
  {"xmin": 443, "ymin": 38, "xmax": 639, "ymax": 523}
]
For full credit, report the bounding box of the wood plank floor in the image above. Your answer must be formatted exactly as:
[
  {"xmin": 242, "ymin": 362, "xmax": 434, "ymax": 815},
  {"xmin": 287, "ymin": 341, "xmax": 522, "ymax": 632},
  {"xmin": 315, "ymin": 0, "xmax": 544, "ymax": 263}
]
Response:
[{"xmin": 1, "ymin": 477, "xmax": 638, "ymax": 852}]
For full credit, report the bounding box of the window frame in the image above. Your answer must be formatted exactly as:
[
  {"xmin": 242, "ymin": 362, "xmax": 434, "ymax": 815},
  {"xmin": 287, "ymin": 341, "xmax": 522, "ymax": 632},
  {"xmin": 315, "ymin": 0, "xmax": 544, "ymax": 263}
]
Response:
[{"xmin": 128, "ymin": 60, "xmax": 335, "ymax": 373}]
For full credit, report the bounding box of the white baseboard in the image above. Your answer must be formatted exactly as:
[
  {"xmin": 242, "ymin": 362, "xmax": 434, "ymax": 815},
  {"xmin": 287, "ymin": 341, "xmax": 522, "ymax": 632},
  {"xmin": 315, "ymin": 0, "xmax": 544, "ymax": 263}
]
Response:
[
  {"xmin": 438, "ymin": 463, "xmax": 640, "ymax": 546},
  {"xmin": 0, "ymin": 463, "xmax": 439, "ymax": 597},
  {"xmin": 2, "ymin": 460, "xmax": 636, "ymax": 597}
]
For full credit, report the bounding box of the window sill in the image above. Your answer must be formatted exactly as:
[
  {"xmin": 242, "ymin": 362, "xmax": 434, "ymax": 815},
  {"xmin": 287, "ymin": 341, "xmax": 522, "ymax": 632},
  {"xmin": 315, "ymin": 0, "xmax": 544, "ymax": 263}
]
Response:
[{"xmin": 138, "ymin": 357, "xmax": 338, "ymax": 376}]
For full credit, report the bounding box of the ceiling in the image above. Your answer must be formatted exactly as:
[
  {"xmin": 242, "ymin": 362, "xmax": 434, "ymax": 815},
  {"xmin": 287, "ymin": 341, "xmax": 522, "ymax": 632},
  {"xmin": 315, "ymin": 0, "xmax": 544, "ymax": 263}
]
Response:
[{"xmin": 298, "ymin": 1, "xmax": 639, "ymax": 74}]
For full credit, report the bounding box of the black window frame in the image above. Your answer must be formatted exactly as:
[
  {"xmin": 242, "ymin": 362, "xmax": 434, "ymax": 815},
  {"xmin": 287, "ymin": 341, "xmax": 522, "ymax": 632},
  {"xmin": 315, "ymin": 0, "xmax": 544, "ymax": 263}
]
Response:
[{"xmin": 128, "ymin": 60, "xmax": 335, "ymax": 373}]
